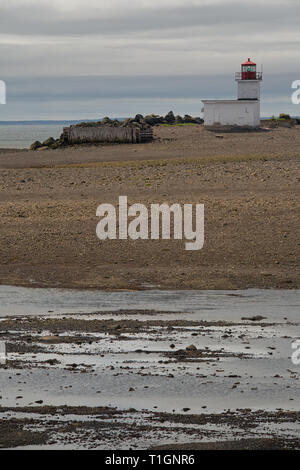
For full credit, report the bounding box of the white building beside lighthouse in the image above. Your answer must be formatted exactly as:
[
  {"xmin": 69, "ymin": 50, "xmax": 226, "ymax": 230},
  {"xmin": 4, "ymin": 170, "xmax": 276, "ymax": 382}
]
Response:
[{"xmin": 202, "ymin": 58, "xmax": 263, "ymax": 130}]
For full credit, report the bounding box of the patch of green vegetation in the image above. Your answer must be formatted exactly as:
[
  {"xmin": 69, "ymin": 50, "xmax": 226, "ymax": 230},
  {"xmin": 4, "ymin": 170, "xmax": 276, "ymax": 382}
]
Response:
[{"xmin": 270, "ymin": 113, "xmax": 292, "ymax": 121}]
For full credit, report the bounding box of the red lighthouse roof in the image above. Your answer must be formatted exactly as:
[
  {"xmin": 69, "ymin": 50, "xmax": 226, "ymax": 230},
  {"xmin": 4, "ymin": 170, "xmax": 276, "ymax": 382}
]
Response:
[{"xmin": 242, "ymin": 58, "xmax": 256, "ymax": 65}]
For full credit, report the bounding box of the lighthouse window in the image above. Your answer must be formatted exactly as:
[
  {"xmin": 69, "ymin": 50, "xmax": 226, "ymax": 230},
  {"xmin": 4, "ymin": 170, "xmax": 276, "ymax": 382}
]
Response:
[{"xmin": 243, "ymin": 65, "xmax": 256, "ymax": 72}]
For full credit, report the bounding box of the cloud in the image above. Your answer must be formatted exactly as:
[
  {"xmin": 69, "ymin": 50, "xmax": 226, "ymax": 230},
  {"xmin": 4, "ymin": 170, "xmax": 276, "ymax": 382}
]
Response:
[
  {"xmin": 0, "ymin": 0, "xmax": 299, "ymax": 37},
  {"xmin": 0, "ymin": 0, "xmax": 299, "ymax": 78},
  {"xmin": 0, "ymin": 0, "xmax": 299, "ymax": 118}
]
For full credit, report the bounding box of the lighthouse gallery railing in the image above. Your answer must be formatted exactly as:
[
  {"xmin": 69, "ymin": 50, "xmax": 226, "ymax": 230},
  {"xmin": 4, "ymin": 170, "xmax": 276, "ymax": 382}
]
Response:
[{"xmin": 235, "ymin": 72, "xmax": 263, "ymax": 80}]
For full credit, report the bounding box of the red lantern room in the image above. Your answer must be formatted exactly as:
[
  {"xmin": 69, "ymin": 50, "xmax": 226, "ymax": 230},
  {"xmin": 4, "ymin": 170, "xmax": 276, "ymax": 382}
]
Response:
[{"xmin": 241, "ymin": 58, "xmax": 257, "ymax": 80}]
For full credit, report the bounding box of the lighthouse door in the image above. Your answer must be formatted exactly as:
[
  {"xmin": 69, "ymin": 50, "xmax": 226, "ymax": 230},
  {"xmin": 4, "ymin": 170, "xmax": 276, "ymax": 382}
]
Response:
[
  {"xmin": 237, "ymin": 105, "xmax": 250, "ymax": 126},
  {"xmin": 213, "ymin": 108, "xmax": 221, "ymax": 125}
]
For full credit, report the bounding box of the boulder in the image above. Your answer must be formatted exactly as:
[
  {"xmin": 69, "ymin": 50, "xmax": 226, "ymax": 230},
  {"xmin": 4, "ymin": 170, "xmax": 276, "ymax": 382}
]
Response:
[
  {"xmin": 241, "ymin": 315, "xmax": 266, "ymax": 322},
  {"xmin": 175, "ymin": 115, "xmax": 184, "ymax": 124},
  {"xmin": 279, "ymin": 113, "xmax": 291, "ymax": 120},
  {"xmin": 186, "ymin": 344, "xmax": 197, "ymax": 351},
  {"xmin": 183, "ymin": 114, "xmax": 193, "ymax": 123},
  {"xmin": 101, "ymin": 116, "xmax": 112, "ymax": 125},
  {"xmin": 30, "ymin": 140, "xmax": 42, "ymax": 151},
  {"xmin": 49, "ymin": 142, "xmax": 59, "ymax": 149},
  {"xmin": 164, "ymin": 110, "xmax": 175, "ymax": 123},
  {"xmin": 134, "ymin": 114, "xmax": 144, "ymax": 123},
  {"xmin": 144, "ymin": 114, "xmax": 162, "ymax": 125},
  {"xmin": 42, "ymin": 137, "xmax": 55, "ymax": 147},
  {"xmin": 121, "ymin": 118, "xmax": 131, "ymax": 127},
  {"xmin": 130, "ymin": 121, "xmax": 142, "ymax": 128}
]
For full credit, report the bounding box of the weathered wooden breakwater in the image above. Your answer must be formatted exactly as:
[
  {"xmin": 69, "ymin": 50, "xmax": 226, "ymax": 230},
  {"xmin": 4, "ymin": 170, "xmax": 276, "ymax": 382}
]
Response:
[
  {"xmin": 62, "ymin": 126, "xmax": 153, "ymax": 144},
  {"xmin": 29, "ymin": 112, "xmax": 205, "ymax": 150}
]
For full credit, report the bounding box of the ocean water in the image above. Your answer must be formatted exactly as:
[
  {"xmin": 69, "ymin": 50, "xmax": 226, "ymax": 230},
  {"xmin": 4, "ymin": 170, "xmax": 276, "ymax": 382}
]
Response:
[
  {"xmin": 0, "ymin": 119, "xmax": 125, "ymax": 149},
  {"xmin": 0, "ymin": 124, "xmax": 63, "ymax": 149},
  {"xmin": 0, "ymin": 286, "xmax": 299, "ymax": 321}
]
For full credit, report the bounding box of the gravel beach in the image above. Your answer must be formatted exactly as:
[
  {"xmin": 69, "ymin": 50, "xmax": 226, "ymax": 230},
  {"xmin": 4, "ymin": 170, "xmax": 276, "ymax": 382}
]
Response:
[{"xmin": 0, "ymin": 125, "xmax": 299, "ymax": 290}]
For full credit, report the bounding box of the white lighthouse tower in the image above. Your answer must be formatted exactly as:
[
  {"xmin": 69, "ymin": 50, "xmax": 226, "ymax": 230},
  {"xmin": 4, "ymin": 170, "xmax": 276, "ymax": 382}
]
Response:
[
  {"xmin": 236, "ymin": 58, "xmax": 262, "ymax": 100},
  {"xmin": 202, "ymin": 58, "xmax": 263, "ymax": 130}
]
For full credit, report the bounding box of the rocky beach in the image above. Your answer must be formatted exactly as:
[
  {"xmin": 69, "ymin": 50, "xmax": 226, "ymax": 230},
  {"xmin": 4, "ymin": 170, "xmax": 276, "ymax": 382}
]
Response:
[
  {"xmin": 0, "ymin": 123, "xmax": 299, "ymax": 450},
  {"xmin": 0, "ymin": 123, "xmax": 299, "ymax": 290}
]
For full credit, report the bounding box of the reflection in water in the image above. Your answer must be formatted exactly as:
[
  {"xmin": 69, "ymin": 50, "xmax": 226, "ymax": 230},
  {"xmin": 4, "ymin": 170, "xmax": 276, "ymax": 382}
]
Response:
[{"xmin": 0, "ymin": 285, "xmax": 299, "ymax": 322}]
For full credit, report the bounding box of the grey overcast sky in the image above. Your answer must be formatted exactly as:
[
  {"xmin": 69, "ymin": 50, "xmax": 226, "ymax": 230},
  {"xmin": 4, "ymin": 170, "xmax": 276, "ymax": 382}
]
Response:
[{"xmin": 0, "ymin": 0, "xmax": 300, "ymax": 120}]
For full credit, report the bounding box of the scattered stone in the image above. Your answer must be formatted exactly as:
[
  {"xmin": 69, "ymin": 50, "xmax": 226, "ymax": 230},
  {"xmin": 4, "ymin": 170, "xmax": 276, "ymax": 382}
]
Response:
[
  {"xmin": 42, "ymin": 137, "xmax": 55, "ymax": 147},
  {"xmin": 164, "ymin": 111, "xmax": 176, "ymax": 124},
  {"xmin": 39, "ymin": 336, "xmax": 60, "ymax": 343},
  {"xmin": 241, "ymin": 315, "xmax": 266, "ymax": 321},
  {"xmin": 45, "ymin": 359, "xmax": 60, "ymax": 366},
  {"xmin": 175, "ymin": 115, "xmax": 184, "ymax": 124},
  {"xmin": 30, "ymin": 141, "xmax": 42, "ymax": 150},
  {"xmin": 36, "ymin": 146, "xmax": 49, "ymax": 151},
  {"xmin": 186, "ymin": 345, "xmax": 197, "ymax": 351}
]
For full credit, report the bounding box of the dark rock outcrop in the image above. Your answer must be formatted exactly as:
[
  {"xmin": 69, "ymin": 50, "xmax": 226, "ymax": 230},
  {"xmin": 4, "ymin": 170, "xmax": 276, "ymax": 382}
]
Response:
[
  {"xmin": 30, "ymin": 140, "xmax": 42, "ymax": 150},
  {"xmin": 165, "ymin": 111, "xmax": 176, "ymax": 123},
  {"xmin": 30, "ymin": 111, "xmax": 204, "ymax": 150},
  {"xmin": 42, "ymin": 137, "xmax": 55, "ymax": 147}
]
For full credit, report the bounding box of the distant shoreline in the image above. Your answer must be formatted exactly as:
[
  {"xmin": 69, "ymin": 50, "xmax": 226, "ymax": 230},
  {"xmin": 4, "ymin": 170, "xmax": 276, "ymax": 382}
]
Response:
[
  {"xmin": 0, "ymin": 118, "xmax": 126, "ymax": 125},
  {"xmin": 0, "ymin": 116, "xmax": 297, "ymax": 125}
]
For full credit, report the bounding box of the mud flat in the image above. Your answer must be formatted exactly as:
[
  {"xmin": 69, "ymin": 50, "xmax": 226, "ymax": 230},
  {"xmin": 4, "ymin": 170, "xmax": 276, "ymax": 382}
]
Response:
[{"xmin": 0, "ymin": 288, "xmax": 299, "ymax": 449}]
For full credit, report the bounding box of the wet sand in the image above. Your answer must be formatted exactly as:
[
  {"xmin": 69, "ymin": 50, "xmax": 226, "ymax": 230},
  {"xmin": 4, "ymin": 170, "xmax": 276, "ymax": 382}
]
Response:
[
  {"xmin": 0, "ymin": 125, "xmax": 299, "ymax": 290},
  {"xmin": 0, "ymin": 301, "xmax": 299, "ymax": 449}
]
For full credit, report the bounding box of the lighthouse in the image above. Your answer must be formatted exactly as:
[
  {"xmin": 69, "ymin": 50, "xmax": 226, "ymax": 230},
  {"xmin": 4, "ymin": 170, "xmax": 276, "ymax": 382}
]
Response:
[
  {"xmin": 236, "ymin": 58, "xmax": 262, "ymax": 100},
  {"xmin": 202, "ymin": 58, "xmax": 263, "ymax": 130}
]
